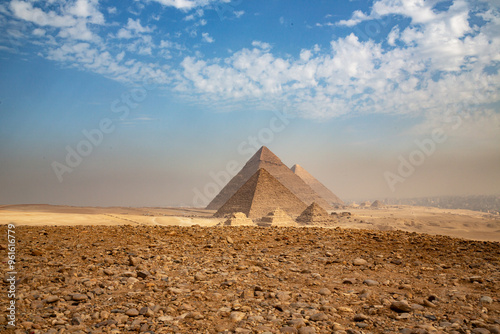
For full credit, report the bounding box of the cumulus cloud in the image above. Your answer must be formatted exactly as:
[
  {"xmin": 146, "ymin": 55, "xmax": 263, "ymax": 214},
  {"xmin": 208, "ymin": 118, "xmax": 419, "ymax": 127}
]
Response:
[
  {"xmin": 175, "ymin": 1, "xmax": 500, "ymax": 120},
  {"xmin": 201, "ymin": 32, "xmax": 214, "ymax": 43}
]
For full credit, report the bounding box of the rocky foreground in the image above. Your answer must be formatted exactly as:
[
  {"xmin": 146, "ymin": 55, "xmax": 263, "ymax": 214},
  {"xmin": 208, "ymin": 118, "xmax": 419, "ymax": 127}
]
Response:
[{"xmin": 1, "ymin": 225, "xmax": 499, "ymax": 334}]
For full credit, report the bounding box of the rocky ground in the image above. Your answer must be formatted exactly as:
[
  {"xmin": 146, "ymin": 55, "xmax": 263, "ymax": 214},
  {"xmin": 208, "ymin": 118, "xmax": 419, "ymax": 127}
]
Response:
[{"xmin": 1, "ymin": 225, "xmax": 499, "ymax": 334}]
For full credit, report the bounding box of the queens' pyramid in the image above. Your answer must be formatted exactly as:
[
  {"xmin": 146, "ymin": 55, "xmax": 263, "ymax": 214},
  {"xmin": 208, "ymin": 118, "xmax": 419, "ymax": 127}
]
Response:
[
  {"xmin": 296, "ymin": 202, "xmax": 334, "ymax": 225},
  {"xmin": 291, "ymin": 164, "xmax": 344, "ymax": 206},
  {"xmin": 214, "ymin": 168, "xmax": 307, "ymax": 218},
  {"xmin": 206, "ymin": 146, "xmax": 334, "ymax": 211}
]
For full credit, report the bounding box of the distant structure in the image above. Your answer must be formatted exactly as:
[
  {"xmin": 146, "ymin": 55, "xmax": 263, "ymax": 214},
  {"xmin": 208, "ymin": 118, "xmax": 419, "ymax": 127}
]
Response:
[
  {"xmin": 258, "ymin": 208, "xmax": 298, "ymax": 227},
  {"xmin": 206, "ymin": 146, "xmax": 336, "ymax": 211},
  {"xmin": 291, "ymin": 164, "xmax": 344, "ymax": 206},
  {"xmin": 218, "ymin": 212, "xmax": 255, "ymax": 226},
  {"xmin": 296, "ymin": 202, "xmax": 334, "ymax": 225},
  {"xmin": 371, "ymin": 200, "xmax": 385, "ymax": 208},
  {"xmin": 214, "ymin": 168, "xmax": 307, "ymax": 218}
]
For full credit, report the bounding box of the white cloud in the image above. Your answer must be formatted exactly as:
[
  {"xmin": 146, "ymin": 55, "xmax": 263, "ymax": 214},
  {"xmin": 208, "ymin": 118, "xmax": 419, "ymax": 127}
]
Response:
[
  {"xmin": 234, "ymin": 10, "xmax": 244, "ymax": 18},
  {"xmin": 201, "ymin": 32, "xmax": 214, "ymax": 43},
  {"xmin": 337, "ymin": 10, "xmax": 369, "ymax": 27},
  {"xmin": 251, "ymin": 40, "xmax": 271, "ymax": 51},
  {"xmin": 9, "ymin": 0, "xmax": 104, "ymax": 42},
  {"xmin": 32, "ymin": 28, "xmax": 46, "ymax": 36},
  {"xmin": 175, "ymin": 0, "xmax": 500, "ymax": 120},
  {"xmin": 150, "ymin": 0, "xmax": 228, "ymax": 11}
]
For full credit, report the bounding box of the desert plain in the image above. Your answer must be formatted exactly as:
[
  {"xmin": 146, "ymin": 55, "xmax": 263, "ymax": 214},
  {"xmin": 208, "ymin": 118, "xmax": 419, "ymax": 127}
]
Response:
[{"xmin": 0, "ymin": 204, "xmax": 499, "ymax": 334}]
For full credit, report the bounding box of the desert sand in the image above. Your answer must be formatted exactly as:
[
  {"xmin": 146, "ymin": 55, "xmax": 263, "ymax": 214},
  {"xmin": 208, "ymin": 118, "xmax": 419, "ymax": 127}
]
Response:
[{"xmin": 1, "ymin": 204, "xmax": 498, "ymax": 242}]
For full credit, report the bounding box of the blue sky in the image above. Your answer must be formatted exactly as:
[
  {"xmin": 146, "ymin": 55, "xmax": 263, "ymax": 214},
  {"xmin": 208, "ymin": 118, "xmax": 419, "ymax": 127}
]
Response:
[{"xmin": 0, "ymin": 0, "xmax": 499, "ymax": 206}]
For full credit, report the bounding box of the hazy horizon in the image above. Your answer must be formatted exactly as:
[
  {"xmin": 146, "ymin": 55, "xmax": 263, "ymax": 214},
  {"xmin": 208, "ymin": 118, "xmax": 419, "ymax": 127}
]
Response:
[{"xmin": 1, "ymin": 0, "xmax": 499, "ymax": 207}]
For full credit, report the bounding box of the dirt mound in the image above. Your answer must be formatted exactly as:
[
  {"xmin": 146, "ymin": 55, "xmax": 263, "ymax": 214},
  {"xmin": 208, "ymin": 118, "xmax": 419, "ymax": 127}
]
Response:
[{"xmin": 214, "ymin": 168, "xmax": 307, "ymax": 219}]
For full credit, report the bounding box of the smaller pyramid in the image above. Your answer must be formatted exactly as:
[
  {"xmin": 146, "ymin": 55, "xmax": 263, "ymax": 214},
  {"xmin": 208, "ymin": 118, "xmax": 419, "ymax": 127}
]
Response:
[
  {"xmin": 218, "ymin": 212, "xmax": 255, "ymax": 226},
  {"xmin": 296, "ymin": 202, "xmax": 335, "ymax": 225},
  {"xmin": 214, "ymin": 168, "xmax": 307, "ymax": 218},
  {"xmin": 371, "ymin": 200, "xmax": 385, "ymax": 208},
  {"xmin": 258, "ymin": 208, "xmax": 298, "ymax": 227}
]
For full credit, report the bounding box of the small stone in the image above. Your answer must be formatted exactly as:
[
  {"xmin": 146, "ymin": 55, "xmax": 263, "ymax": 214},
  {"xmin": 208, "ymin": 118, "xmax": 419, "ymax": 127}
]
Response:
[
  {"xmin": 310, "ymin": 312, "xmax": 328, "ymax": 321},
  {"xmin": 71, "ymin": 317, "xmax": 82, "ymax": 325},
  {"xmin": 353, "ymin": 314, "xmax": 369, "ymax": 322},
  {"xmin": 125, "ymin": 308, "xmax": 139, "ymax": 317},
  {"xmin": 287, "ymin": 318, "xmax": 306, "ymax": 328},
  {"xmin": 158, "ymin": 316, "xmax": 174, "ymax": 322},
  {"xmin": 230, "ymin": 311, "xmax": 245, "ymax": 322},
  {"xmin": 122, "ymin": 271, "xmax": 137, "ymax": 277},
  {"xmin": 363, "ymin": 279, "xmax": 379, "ymax": 286},
  {"xmin": 298, "ymin": 327, "xmax": 316, "ymax": 334},
  {"xmin": 137, "ymin": 270, "xmax": 150, "ymax": 279},
  {"xmin": 337, "ymin": 307, "xmax": 354, "ymax": 313},
  {"xmin": 129, "ymin": 256, "xmax": 141, "ymax": 266},
  {"xmin": 480, "ymin": 296, "xmax": 493, "ymax": 304},
  {"xmin": 46, "ymin": 296, "xmax": 59, "ymax": 303},
  {"xmin": 318, "ymin": 288, "xmax": 331, "ymax": 295},
  {"xmin": 353, "ymin": 258, "xmax": 368, "ymax": 266},
  {"xmin": 280, "ymin": 327, "xmax": 298, "ymax": 333},
  {"xmin": 390, "ymin": 301, "xmax": 412, "ymax": 313},
  {"xmin": 31, "ymin": 250, "xmax": 43, "ymax": 256},
  {"xmin": 472, "ymin": 329, "xmax": 491, "ymax": 334},
  {"xmin": 72, "ymin": 294, "xmax": 87, "ymax": 301},
  {"xmin": 226, "ymin": 236, "xmax": 234, "ymax": 243},
  {"xmin": 343, "ymin": 278, "xmax": 356, "ymax": 284},
  {"xmin": 103, "ymin": 269, "xmax": 114, "ymax": 276}
]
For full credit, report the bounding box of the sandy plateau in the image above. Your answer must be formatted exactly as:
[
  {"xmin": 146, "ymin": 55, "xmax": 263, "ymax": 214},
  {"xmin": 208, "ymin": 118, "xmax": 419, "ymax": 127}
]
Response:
[{"xmin": 0, "ymin": 204, "xmax": 499, "ymax": 334}]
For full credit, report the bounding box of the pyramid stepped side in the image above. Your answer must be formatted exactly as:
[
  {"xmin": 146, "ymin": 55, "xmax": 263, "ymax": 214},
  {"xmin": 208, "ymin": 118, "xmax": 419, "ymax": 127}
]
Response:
[
  {"xmin": 219, "ymin": 212, "xmax": 255, "ymax": 226},
  {"xmin": 214, "ymin": 168, "xmax": 307, "ymax": 219},
  {"xmin": 297, "ymin": 202, "xmax": 334, "ymax": 225},
  {"xmin": 207, "ymin": 146, "xmax": 333, "ymax": 211},
  {"xmin": 291, "ymin": 164, "xmax": 344, "ymax": 206},
  {"xmin": 258, "ymin": 208, "xmax": 297, "ymax": 227}
]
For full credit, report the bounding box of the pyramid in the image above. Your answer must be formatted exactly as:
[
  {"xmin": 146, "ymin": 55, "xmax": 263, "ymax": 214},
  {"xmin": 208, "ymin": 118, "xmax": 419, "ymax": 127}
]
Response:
[
  {"xmin": 218, "ymin": 212, "xmax": 256, "ymax": 226},
  {"xmin": 258, "ymin": 208, "xmax": 298, "ymax": 227},
  {"xmin": 207, "ymin": 146, "xmax": 333, "ymax": 211},
  {"xmin": 214, "ymin": 168, "xmax": 307, "ymax": 218},
  {"xmin": 296, "ymin": 202, "xmax": 335, "ymax": 225},
  {"xmin": 371, "ymin": 200, "xmax": 384, "ymax": 208},
  {"xmin": 291, "ymin": 164, "xmax": 343, "ymax": 206}
]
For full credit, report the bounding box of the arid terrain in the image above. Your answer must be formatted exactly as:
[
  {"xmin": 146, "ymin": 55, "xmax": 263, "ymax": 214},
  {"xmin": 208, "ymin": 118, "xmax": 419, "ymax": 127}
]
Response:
[{"xmin": 0, "ymin": 205, "xmax": 499, "ymax": 333}]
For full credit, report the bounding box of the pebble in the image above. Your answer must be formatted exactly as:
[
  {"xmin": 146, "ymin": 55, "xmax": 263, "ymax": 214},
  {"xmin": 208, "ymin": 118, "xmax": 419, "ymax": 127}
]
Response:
[
  {"xmin": 390, "ymin": 301, "xmax": 412, "ymax": 313},
  {"xmin": 298, "ymin": 327, "xmax": 316, "ymax": 334},
  {"xmin": 72, "ymin": 293, "xmax": 87, "ymax": 301},
  {"xmin": 46, "ymin": 295, "xmax": 59, "ymax": 303},
  {"xmin": 125, "ymin": 308, "xmax": 139, "ymax": 317},
  {"xmin": 480, "ymin": 296, "xmax": 493, "ymax": 304},
  {"xmin": 353, "ymin": 258, "xmax": 368, "ymax": 266},
  {"xmin": 310, "ymin": 312, "xmax": 328, "ymax": 321},
  {"xmin": 318, "ymin": 288, "xmax": 331, "ymax": 295},
  {"xmin": 363, "ymin": 279, "xmax": 379, "ymax": 286},
  {"xmin": 230, "ymin": 311, "xmax": 246, "ymax": 322},
  {"xmin": 280, "ymin": 327, "xmax": 298, "ymax": 333}
]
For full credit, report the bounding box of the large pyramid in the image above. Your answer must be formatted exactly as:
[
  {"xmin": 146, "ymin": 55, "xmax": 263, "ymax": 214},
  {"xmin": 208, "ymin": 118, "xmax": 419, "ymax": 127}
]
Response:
[
  {"xmin": 291, "ymin": 164, "xmax": 344, "ymax": 206},
  {"xmin": 207, "ymin": 146, "xmax": 333, "ymax": 210},
  {"xmin": 214, "ymin": 168, "xmax": 307, "ymax": 218}
]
